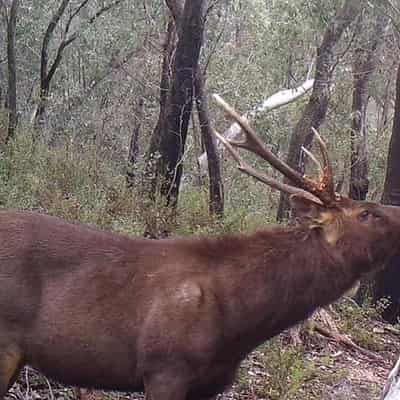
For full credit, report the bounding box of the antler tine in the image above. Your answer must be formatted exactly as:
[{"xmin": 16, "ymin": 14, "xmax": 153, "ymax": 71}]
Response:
[
  {"xmin": 301, "ymin": 146, "xmax": 323, "ymax": 178},
  {"xmin": 213, "ymin": 129, "xmax": 323, "ymax": 205},
  {"xmin": 311, "ymin": 127, "xmax": 335, "ymax": 197},
  {"xmin": 213, "ymin": 94, "xmax": 307, "ymax": 189}
]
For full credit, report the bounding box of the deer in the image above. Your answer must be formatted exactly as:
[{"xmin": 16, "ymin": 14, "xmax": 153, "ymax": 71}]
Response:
[{"xmin": 1, "ymin": 95, "xmax": 400, "ymax": 400}]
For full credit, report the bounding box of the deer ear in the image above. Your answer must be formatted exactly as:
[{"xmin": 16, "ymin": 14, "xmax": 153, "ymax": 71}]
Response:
[{"xmin": 289, "ymin": 194, "xmax": 325, "ymax": 221}]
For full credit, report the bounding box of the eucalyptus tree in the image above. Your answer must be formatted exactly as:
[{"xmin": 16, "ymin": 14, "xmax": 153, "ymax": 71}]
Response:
[
  {"xmin": 0, "ymin": 0, "xmax": 19, "ymax": 143},
  {"xmin": 144, "ymin": 0, "xmax": 208, "ymax": 219}
]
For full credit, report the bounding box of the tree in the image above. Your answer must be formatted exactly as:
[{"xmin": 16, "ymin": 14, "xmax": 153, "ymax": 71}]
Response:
[
  {"xmin": 349, "ymin": 13, "xmax": 387, "ymax": 200},
  {"xmin": 276, "ymin": 0, "xmax": 362, "ymax": 221},
  {"xmin": 33, "ymin": 0, "xmax": 124, "ymax": 128},
  {"xmin": 145, "ymin": 16, "xmax": 177, "ymax": 198},
  {"xmin": 126, "ymin": 96, "xmax": 144, "ymax": 187},
  {"xmin": 145, "ymin": 0, "xmax": 207, "ymax": 210},
  {"xmin": 195, "ymin": 72, "xmax": 224, "ymax": 217},
  {"xmin": 1, "ymin": 0, "xmax": 19, "ymax": 143},
  {"xmin": 374, "ymin": 61, "xmax": 400, "ymax": 323}
]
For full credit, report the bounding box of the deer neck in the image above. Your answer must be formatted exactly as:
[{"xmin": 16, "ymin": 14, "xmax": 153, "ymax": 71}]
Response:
[{"xmin": 217, "ymin": 227, "xmax": 360, "ymax": 355}]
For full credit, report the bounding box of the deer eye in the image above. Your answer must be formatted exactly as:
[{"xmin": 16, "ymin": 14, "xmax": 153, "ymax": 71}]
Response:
[
  {"xmin": 358, "ymin": 210, "xmax": 370, "ymax": 222},
  {"xmin": 358, "ymin": 209, "xmax": 382, "ymax": 223}
]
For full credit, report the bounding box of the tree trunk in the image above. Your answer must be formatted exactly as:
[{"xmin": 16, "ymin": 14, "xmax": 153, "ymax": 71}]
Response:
[
  {"xmin": 126, "ymin": 97, "xmax": 144, "ymax": 187},
  {"xmin": 144, "ymin": 17, "xmax": 177, "ymax": 199},
  {"xmin": 34, "ymin": 0, "xmax": 70, "ymax": 128},
  {"xmin": 349, "ymin": 48, "xmax": 370, "ymax": 201},
  {"xmin": 381, "ymin": 65, "xmax": 400, "ymax": 207},
  {"xmin": 348, "ymin": 14, "xmax": 387, "ymax": 306},
  {"xmin": 349, "ymin": 14, "xmax": 386, "ymax": 200},
  {"xmin": 5, "ymin": 0, "xmax": 19, "ymax": 144},
  {"xmin": 276, "ymin": 0, "xmax": 362, "ymax": 221},
  {"xmin": 195, "ymin": 72, "xmax": 224, "ymax": 218},
  {"xmin": 145, "ymin": 0, "xmax": 207, "ymax": 208},
  {"xmin": 373, "ymin": 63, "xmax": 400, "ymax": 323}
]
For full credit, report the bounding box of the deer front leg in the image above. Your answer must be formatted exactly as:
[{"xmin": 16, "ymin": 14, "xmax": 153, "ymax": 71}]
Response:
[
  {"xmin": 0, "ymin": 343, "xmax": 22, "ymax": 399},
  {"xmin": 144, "ymin": 369, "xmax": 189, "ymax": 400}
]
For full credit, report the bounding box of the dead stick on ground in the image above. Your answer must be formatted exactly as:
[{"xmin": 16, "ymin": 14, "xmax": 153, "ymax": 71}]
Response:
[
  {"xmin": 314, "ymin": 322, "xmax": 382, "ymax": 361},
  {"xmin": 384, "ymin": 325, "xmax": 400, "ymax": 336}
]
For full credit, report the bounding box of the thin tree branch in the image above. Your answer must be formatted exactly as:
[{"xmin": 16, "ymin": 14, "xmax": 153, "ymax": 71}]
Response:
[
  {"xmin": 6, "ymin": 0, "xmax": 19, "ymax": 143},
  {"xmin": 35, "ymin": 0, "xmax": 126, "ymax": 126},
  {"xmin": 165, "ymin": 0, "xmax": 183, "ymax": 24},
  {"xmin": 64, "ymin": 0, "xmax": 90, "ymax": 36},
  {"xmin": 88, "ymin": 0, "xmax": 124, "ymax": 23},
  {"xmin": 49, "ymin": 0, "xmax": 125, "ymax": 81},
  {"xmin": 41, "ymin": 0, "xmax": 70, "ymax": 87}
]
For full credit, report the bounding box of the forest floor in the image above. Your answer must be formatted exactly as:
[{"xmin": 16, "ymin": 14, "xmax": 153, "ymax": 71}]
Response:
[{"xmin": 5, "ymin": 298, "xmax": 399, "ymax": 400}]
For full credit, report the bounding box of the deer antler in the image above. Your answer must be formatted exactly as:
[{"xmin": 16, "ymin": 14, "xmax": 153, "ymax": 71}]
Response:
[
  {"xmin": 301, "ymin": 146, "xmax": 323, "ymax": 178},
  {"xmin": 213, "ymin": 94, "xmax": 336, "ymax": 206},
  {"xmin": 311, "ymin": 127, "xmax": 335, "ymax": 197},
  {"xmin": 213, "ymin": 129, "xmax": 323, "ymax": 204}
]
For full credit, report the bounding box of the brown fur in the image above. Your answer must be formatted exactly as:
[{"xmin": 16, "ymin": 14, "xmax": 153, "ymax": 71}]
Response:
[{"xmin": 1, "ymin": 199, "xmax": 400, "ymax": 400}]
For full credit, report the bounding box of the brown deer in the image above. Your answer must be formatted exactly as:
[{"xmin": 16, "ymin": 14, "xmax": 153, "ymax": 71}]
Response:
[{"xmin": 1, "ymin": 96, "xmax": 400, "ymax": 400}]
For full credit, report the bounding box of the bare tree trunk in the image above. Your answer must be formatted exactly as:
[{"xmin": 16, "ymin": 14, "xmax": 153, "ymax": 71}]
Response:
[
  {"xmin": 349, "ymin": 14, "xmax": 386, "ymax": 200},
  {"xmin": 195, "ymin": 72, "xmax": 224, "ymax": 217},
  {"xmin": 126, "ymin": 97, "xmax": 144, "ymax": 187},
  {"xmin": 348, "ymin": 14, "xmax": 387, "ymax": 307},
  {"xmin": 381, "ymin": 65, "xmax": 400, "ymax": 206},
  {"xmin": 5, "ymin": 0, "xmax": 19, "ymax": 143},
  {"xmin": 145, "ymin": 0, "xmax": 207, "ymax": 210},
  {"xmin": 35, "ymin": 0, "xmax": 70, "ymax": 128},
  {"xmin": 349, "ymin": 46, "xmax": 370, "ymax": 201},
  {"xmin": 276, "ymin": 0, "xmax": 362, "ymax": 221},
  {"xmin": 144, "ymin": 17, "xmax": 177, "ymax": 199},
  {"xmin": 373, "ymin": 63, "xmax": 400, "ymax": 323}
]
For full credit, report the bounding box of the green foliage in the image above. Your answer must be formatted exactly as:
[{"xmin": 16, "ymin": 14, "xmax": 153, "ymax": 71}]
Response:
[
  {"xmin": 236, "ymin": 338, "xmax": 349, "ymax": 400},
  {"xmin": 335, "ymin": 301, "xmax": 384, "ymax": 352},
  {"xmin": 258, "ymin": 342, "xmax": 317, "ymax": 400},
  {"xmin": 0, "ymin": 133, "xmax": 145, "ymax": 235},
  {"xmin": 0, "ymin": 131, "xmax": 280, "ymax": 239}
]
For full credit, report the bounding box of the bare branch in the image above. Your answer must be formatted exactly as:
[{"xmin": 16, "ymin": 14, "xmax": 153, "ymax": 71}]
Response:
[
  {"xmin": 89, "ymin": 0, "xmax": 124, "ymax": 23},
  {"xmin": 64, "ymin": 0, "xmax": 90, "ymax": 36},
  {"xmin": 35, "ymin": 0, "xmax": 126, "ymax": 126},
  {"xmin": 41, "ymin": 0, "xmax": 70, "ymax": 85}
]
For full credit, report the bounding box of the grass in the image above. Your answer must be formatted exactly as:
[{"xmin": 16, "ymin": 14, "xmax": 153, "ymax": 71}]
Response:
[
  {"xmin": 335, "ymin": 301, "xmax": 385, "ymax": 352},
  {"xmin": 236, "ymin": 337, "xmax": 351, "ymax": 400},
  {"xmin": 0, "ymin": 134, "xmax": 273, "ymax": 238}
]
